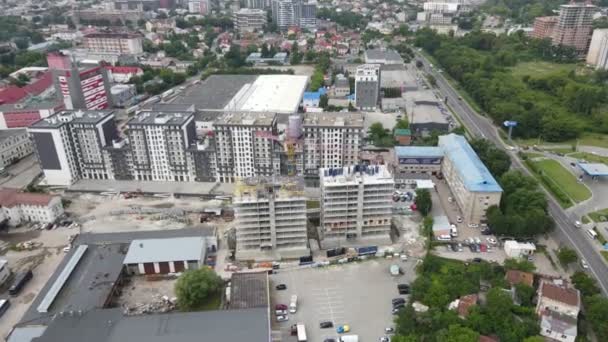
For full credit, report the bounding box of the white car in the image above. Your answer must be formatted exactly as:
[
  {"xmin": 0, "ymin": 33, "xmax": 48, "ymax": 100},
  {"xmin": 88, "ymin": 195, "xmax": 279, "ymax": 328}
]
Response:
[
  {"xmin": 468, "ymin": 223, "xmax": 479, "ymax": 229},
  {"xmin": 486, "ymin": 237, "xmax": 497, "ymax": 245},
  {"xmin": 400, "ymin": 254, "xmax": 408, "ymax": 261},
  {"xmin": 276, "ymin": 315, "xmax": 289, "ymax": 322},
  {"xmin": 574, "ymin": 221, "xmax": 582, "ymax": 228},
  {"xmin": 448, "ymin": 197, "xmax": 454, "ymax": 203},
  {"xmin": 474, "ymin": 237, "xmax": 481, "ymax": 244},
  {"xmin": 581, "ymin": 259, "xmax": 589, "ymax": 269}
]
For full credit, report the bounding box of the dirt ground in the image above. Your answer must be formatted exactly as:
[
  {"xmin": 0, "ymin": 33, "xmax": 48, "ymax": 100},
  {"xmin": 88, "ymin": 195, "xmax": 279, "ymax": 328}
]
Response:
[{"xmin": 117, "ymin": 276, "xmax": 178, "ymax": 314}]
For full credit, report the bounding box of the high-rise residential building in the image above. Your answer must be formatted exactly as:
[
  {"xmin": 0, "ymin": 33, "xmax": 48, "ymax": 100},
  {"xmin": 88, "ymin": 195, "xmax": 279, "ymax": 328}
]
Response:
[
  {"xmin": 47, "ymin": 53, "xmax": 113, "ymax": 111},
  {"xmin": 233, "ymin": 176, "xmax": 309, "ymax": 260},
  {"xmin": 245, "ymin": 0, "xmax": 267, "ymax": 9},
  {"xmin": 302, "ymin": 112, "xmax": 363, "ymax": 182},
  {"xmin": 188, "ymin": 0, "xmax": 211, "ymax": 14},
  {"xmin": 271, "ymin": 0, "xmax": 316, "ymax": 30},
  {"xmin": 319, "ymin": 165, "xmax": 394, "ymax": 248},
  {"xmin": 233, "ymin": 8, "xmax": 267, "ymax": 33},
  {"xmin": 82, "ymin": 33, "xmax": 144, "ymax": 55},
  {"xmin": 355, "ymin": 64, "xmax": 381, "ymax": 110},
  {"xmin": 214, "ymin": 112, "xmax": 277, "ymax": 183},
  {"xmin": 125, "ymin": 111, "xmax": 196, "ymax": 182},
  {"xmin": 552, "ymin": 3, "xmax": 595, "ymax": 56},
  {"xmin": 28, "ymin": 110, "xmax": 118, "ymax": 186},
  {"xmin": 586, "ymin": 29, "xmax": 608, "ymax": 69},
  {"xmin": 530, "ymin": 16, "xmax": 558, "ymax": 40}
]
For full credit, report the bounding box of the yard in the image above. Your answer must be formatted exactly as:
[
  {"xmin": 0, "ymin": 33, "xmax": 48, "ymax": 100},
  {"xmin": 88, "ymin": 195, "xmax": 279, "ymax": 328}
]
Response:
[
  {"xmin": 528, "ymin": 159, "xmax": 591, "ymax": 204},
  {"xmin": 509, "ymin": 61, "xmax": 577, "ymax": 79}
]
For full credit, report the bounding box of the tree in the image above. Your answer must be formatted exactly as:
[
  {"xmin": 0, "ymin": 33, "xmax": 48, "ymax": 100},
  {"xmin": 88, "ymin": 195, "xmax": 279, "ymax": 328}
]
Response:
[
  {"xmin": 319, "ymin": 94, "xmax": 328, "ymax": 109},
  {"xmin": 437, "ymin": 325, "xmax": 480, "ymax": 342},
  {"xmin": 395, "ymin": 118, "xmax": 409, "ymax": 130},
  {"xmin": 175, "ymin": 268, "xmax": 223, "ymax": 310},
  {"xmin": 14, "ymin": 37, "xmax": 29, "ymax": 50},
  {"xmin": 571, "ymin": 271, "xmax": 600, "ymax": 297},
  {"xmin": 415, "ymin": 189, "xmax": 432, "ymax": 216},
  {"xmin": 290, "ymin": 43, "xmax": 302, "ymax": 65},
  {"xmin": 504, "ymin": 258, "xmax": 536, "ymax": 272},
  {"xmin": 470, "ymin": 139, "xmax": 511, "ymax": 178},
  {"xmin": 585, "ymin": 295, "xmax": 608, "ymax": 341},
  {"xmin": 556, "ymin": 247, "xmax": 578, "ymax": 267},
  {"xmin": 426, "ymin": 74, "xmax": 437, "ymax": 87},
  {"xmin": 514, "ymin": 283, "xmax": 535, "ymax": 307},
  {"xmin": 522, "ymin": 337, "xmax": 545, "ymax": 342}
]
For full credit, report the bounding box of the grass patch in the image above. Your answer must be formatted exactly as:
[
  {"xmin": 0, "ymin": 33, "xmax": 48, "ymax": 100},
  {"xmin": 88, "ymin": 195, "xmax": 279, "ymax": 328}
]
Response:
[
  {"xmin": 569, "ymin": 152, "xmax": 608, "ymax": 165},
  {"xmin": 515, "ymin": 133, "xmax": 608, "ymax": 150},
  {"xmin": 306, "ymin": 200, "xmax": 320, "ymax": 209},
  {"xmin": 601, "ymin": 251, "xmax": 608, "ymax": 262},
  {"xmin": 509, "ymin": 61, "xmax": 577, "ymax": 79},
  {"xmin": 596, "ymin": 229, "xmax": 608, "ymax": 245},
  {"xmin": 588, "ymin": 208, "xmax": 608, "ymax": 223},
  {"xmin": 543, "ymin": 147, "xmax": 575, "ymax": 155},
  {"xmin": 523, "ymin": 152, "xmax": 545, "ymax": 159},
  {"xmin": 523, "ymin": 159, "xmax": 572, "ymax": 208},
  {"xmin": 582, "ymin": 215, "xmax": 590, "ymax": 224},
  {"xmin": 196, "ymin": 291, "xmax": 222, "ymax": 311},
  {"xmin": 529, "ymin": 159, "xmax": 591, "ymax": 203}
]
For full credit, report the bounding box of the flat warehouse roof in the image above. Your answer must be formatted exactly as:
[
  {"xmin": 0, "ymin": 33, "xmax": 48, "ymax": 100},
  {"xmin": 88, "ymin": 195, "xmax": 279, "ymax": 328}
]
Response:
[
  {"xmin": 227, "ymin": 75, "xmax": 308, "ymax": 114},
  {"xmin": 395, "ymin": 146, "xmax": 444, "ymax": 158},
  {"xmin": 578, "ymin": 163, "xmax": 608, "ymax": 176},
  {"xmin": 123, "ymin": 237, "xmax": 205, "ymax": 264}
]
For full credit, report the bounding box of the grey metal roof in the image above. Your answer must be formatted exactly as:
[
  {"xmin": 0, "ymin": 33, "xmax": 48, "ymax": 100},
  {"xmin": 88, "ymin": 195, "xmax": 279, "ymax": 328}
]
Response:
[
  {"xmin": 150, "ymin": 103, "xmax": 195, "ymax": 112},
  {"xmin": 365, "ymin": 49, "xmax": 404, "ymax": 64},
  {"xmin": 229, "ymin": 272, "xmax": 269, "ymax": 309},
  {"xmin": 0, "ymin": 129, "xmax": 27, "ymax": 142},
  {"xmin": 7, "ymin": 325, "xmax": 46, "ymax": 342},
  {"xmin": 33, "ymin": 307, "xmax": 270, "ymax": 342},
  {"xmin": 172, "ymin": 75, "xmax": 258, "ymax": 110},
  {"xmin": 123, "ymin": 237, "xmax": 205, "ymax": 264},
  {"xmin": 74, "ymin": 227, "xmax": 215, "ymax": 245}
]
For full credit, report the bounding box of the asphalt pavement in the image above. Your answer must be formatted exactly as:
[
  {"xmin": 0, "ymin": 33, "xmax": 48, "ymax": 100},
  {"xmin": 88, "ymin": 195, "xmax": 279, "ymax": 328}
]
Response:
[{"xmin": 414, "ymin": 51, "xmax": 608, "ymax": 295}]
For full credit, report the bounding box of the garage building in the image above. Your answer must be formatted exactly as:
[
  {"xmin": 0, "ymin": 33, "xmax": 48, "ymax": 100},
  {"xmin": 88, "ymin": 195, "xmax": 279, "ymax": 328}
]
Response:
[{"xmin": 123, "ymin": 237, "xmax": 206, "ymax": 275}]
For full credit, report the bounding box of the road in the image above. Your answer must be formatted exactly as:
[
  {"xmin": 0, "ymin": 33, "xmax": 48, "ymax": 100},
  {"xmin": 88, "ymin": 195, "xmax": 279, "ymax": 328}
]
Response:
[{"xmin": 414, "ymin": 51, "xmax": 608, "ymax": 295}]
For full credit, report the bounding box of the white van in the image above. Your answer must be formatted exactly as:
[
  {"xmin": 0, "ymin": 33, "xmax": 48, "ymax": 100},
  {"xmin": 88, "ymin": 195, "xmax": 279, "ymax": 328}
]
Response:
[
  {"xmin": 587, "ymin": 229, "xmax": 598, "ymax": 239},
  {"xmin": 450, "ymin": 226, "xmax": 458, "ymax": 237}
]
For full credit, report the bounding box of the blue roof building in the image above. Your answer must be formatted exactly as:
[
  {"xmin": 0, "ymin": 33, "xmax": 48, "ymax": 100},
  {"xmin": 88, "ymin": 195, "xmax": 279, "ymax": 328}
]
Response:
[
  {"xmin": 438, "ymin": 134, "xmax": 502, "ymax": 193},
  {"xmin": 302, "ymin": 87, "xmax": 327, "ymax": 108}
]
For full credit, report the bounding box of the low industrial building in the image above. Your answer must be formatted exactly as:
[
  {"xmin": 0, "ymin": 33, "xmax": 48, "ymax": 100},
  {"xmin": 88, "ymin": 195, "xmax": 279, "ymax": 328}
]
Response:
[
  {"xmin": 394, "ymin": 146, "xmax": 444, "ymax": 178},
  {"xmin": 245, "ymin": 52, "xmax": 289, "ymax": 65},
  {"xmin": 432, "ymin": 215, "xmax": 451, "ymax": 240},
  {"xmin": 123, "ymin": 237, "xmax": 209, "ymax": 275},
  {"xmin": 0, "ymin": 129, "xmax": 33, "ymax": 169},
  {"xmin": 409, "ymin": 100, "xmax": 449, "ymax": 135},
  {"xmin": 504, "ymin": 240, "xmax": 536, "ymax": 258},
  {"xmin": 364, "ymin": 48, "xmax": 404, "ymax": 65},
  {"xmin": 0, "ymin": 188, "xmax": 64, "ymax": 226}
]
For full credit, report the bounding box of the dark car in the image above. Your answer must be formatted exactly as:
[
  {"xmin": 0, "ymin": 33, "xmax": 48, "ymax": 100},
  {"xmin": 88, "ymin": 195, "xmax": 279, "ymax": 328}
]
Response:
[
  {"xmin": 0, "ymin": 299, "xmax": 10, "ymax": 318},
  {"xmin": 397, "ymin": 283, "xmax": 409, "ymax": 289},
  {"xmin": 320, "ymin": 321, "xmax": 334, "ymax": 328},
  {"xmin": 481, "ymin": 228, "xmax": 492, "ymax": 235},
  {"xmin": 399, "ymin": 287, "xmax": 410, "ymax": 295},
  {"xmin": 392, "ymin": 298, "xmax": 406, "ymax": 305},
  {"xmin": 393, "ymin": 302, "xmax": 405, "ymax": 309},
  {"xmin": 324, "ymin": 339, "xmax": 337, "ymax": 342},
  {"xmin": 275, "ymin": 304, "xmax": 288, "ymax": 310},
  {"xmin": 9, "ymin": 270, "xmax": 32, "ymax": 296},
  {"xmin": 472, "ymin": 257, "xmax": 482, "ymax": 263},
  {"xmin": 275, "ymin": 284, "xmax": 287, "ymax": 290}
]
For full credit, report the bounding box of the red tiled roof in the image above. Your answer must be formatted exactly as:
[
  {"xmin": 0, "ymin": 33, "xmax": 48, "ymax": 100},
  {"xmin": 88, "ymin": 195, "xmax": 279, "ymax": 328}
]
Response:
[
  {"xmin": 0, "ymin": 188, "xmax": 54, "ymax": 207},
  {"xmin": 0, "ymin": 72, "xmax": 53, "ymax": 105},
  {"xmin": 23, "ymin": 71, "xmax": 53, "ymax": 95},
  {"xmin": 457, "ymin": 294, "xmax": 478, "ymax": 318},
  {"xmin": 505, "ymin": 270, "xmax": 534, "ymax": 287},
  {"xmin": 107, "ymin": 66, "xmax": 143, "ymax": 74},
  {"xmin": 0, "ymin": 87, "xmax": 28, "ymax": 105},
  {"xmin": 541, "ymin": 282, "xmax": 580, "ymax": 307}
]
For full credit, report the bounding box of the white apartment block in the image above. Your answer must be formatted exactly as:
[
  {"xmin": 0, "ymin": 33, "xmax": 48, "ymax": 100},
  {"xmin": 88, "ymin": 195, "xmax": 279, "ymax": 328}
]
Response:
[
  {"xmin": 126, "ymin": 111, "xmax": 196, "ymax": 182},
  {"xmin": 586, "ymin": 29, "xmax": 608, "ymax": 69},
  {"xmin": 437, "ymin": 134, "xmax": 502, "ymax": 224},
  {"xmin": 319, "ymin": 165, "xmax": 394, "ymax": 248},
  {"xmin": 28, "ymin": 110, "xmax": 118, "ymax": 186},
  {"xmin": 233, "ymin": 8, "xmax": 267, "ymax": 33},
  {"xmin": 302, "ymin": 112, "xmax": 363, "ymax": 180},
  {"xmin": 0, "ymin": 129, "xmax": 33, "ymax": 170},
  {"xmin": 83, "ymin": 33, "xmax": 143, "ymax": 55},
  {"xmin": 188, "ymin": 0, "xmax": 211, "ymax": 15},
  {"xmin": 214, "ymin": 112, "xmax": 277, "ymax": 183},
  {"xmin": 234, "ymin": 176, "xmax": 309, "ymax": 260},
  {"xmin": 355, "ymin": 64, "xmax": 381, "ymax": 110},
  {"xmin": 0, "ymin": 188, "xmax": 64, "ymax": 226}
]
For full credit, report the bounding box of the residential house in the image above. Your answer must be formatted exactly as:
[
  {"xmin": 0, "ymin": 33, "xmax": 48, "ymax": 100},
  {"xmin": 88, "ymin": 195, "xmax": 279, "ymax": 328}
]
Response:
[
  {"xmin": 505, "ymin": 270, "xmax": 534, "ymax": 288},
  {"xmin": 536, "ymin": 279, "xmax": 581, "ymax": 342}
]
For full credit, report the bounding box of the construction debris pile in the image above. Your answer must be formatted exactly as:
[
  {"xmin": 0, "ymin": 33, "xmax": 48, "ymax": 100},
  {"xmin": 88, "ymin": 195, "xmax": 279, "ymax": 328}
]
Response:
[{"xmin": 122, "ymin": 295, "xmax": 177, "ymax": 315}]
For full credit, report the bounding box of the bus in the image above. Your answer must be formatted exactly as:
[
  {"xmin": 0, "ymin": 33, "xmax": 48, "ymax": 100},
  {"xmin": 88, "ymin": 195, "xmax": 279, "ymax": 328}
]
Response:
[{"xmin": 296, "ymin": 323, "xmax": 306, "ymax": 342}]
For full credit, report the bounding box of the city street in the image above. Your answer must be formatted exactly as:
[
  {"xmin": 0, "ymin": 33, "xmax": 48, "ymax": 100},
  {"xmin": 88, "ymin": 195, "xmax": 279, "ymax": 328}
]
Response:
[{"xmin": 414, "ymin": 50, "xmax": 608, "ymax": 295}]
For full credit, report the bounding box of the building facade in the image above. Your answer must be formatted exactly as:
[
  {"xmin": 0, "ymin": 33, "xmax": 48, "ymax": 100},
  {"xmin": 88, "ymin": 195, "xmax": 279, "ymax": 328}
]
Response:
[
  {"xmin": 530, "ymin": 16, "xmax": 558, "ymax": 40},
  {"xmin": 0, "ymin": 188, "xmax": 64, "ymax": 226},
  {"xmin": 355, "ymin": 64, "xmax": 381, "ymax": 110},
  {"xmin": 188, "ymin": 0, "xmax": 211, "ymax": 15},
  {"xmin": 319, "ymin": 165, "xmax": 394, "ymax": 248},
  {"xmin": 586, "ymin": 29, "xmax": 608, "ymax": 69},
  {"xmin": 82, "ymin": 33, "xmax": 144, "ymax": 55},
  {"xmin": 234, "ymin": 176, "xmax": 309, "ymax": 260},
  {"xmin": 0, "ymin": 129, "xmax": 33, "ymax": 169},
  {"xmin": 271, "ymin": 0, "xmax": 316, "ymax": 30},
  {"xmin": 233, "ymin": 8, "xmax": 267, "ymax": 33}
]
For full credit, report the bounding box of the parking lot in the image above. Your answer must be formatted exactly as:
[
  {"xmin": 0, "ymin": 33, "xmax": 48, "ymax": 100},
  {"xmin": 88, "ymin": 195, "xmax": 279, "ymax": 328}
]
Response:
[{"xmin": 270, "ymin": 258, "xmax": 418, "ymax": 342}]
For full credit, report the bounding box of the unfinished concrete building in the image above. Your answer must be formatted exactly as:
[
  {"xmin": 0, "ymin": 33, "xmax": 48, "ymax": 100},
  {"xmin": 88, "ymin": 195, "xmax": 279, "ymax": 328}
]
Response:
[{"xmin": 234, "ymin": 176, "xmax": 309, "ymax": 260}]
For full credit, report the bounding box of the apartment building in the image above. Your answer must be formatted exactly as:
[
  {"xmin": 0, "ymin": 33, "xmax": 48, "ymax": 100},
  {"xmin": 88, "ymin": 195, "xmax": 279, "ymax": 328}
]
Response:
[
  {"xmin": 233, "ymin": 176, "xmax": 309, "ymax": 260},
  {"xmin": 437, "ymin": 134, "xmax": 502, "ymax": 224},
  {"xmin": 319, "ymin": 165, "xmax": 394, "ymax": 248},
  {"xmin": 28, "ymin": 110, "xmax": 118, "ymax": 186},
  {"xmin": 0, "ymin": 188, "xmax": 64, "ymax": 226},
  {"xmin": 0, "ymin": 129, "xmax": 33, "ymax": 170},
  {"xmin": 82, "ymin": 33, "xmax": 144, "ymax": 55},
  {"xmin": 233, "ymin": 8, "xmax": 267, "ymax": 33},
  {"xmin": 271, "ymin": 0, "xmax": 316, "ymax": 30},
  {"xmin": 246, "ymin": 0, "xmax": 268, "ymax": 9},
  {"xmin": 125, "ymin": 111, "xmax": 196, "ymax": 182},
  {"xmin": 214, "ymin": 112, "xmax": 277, "ymax": 183},
  {"xmin": 552, "ymin": 3, "xmax": 595, "ymax": 56},
  {"xmin": 530, "ymin": 16, "xmax": 558, "ymax": 40},
  {"xmin": 302, "ymin": 112, "xmax": 363, "ymax": 181},
  {"xmin": 586, "ymin": 29, "xmax": 608, "ymax": 69},
  {"xmin": 355, "ymin": 64, "xmax": 381, "ymax": 110},
  {"xmin": 188, "ymin": 0, "xmax": 211, "ymax": 15}
]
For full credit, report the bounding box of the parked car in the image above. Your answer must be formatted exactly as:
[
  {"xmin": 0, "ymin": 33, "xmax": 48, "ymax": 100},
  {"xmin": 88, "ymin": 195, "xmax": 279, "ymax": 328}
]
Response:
[
  {"xmin": 581, "ymin": 259, "xmax": 589, "ymax": 269},
  {"xmin": 275, "ymin": 304, "xmax": 288, "ymax": 310},
  {"xmin": 474, "ymin": 237, "xmax": 481, "ymax": 244},
  {"xmin": 275, "ymin": 284, "xmax": 287, "ymax": 290},
  {"xmin": 385, "ymin": 327, "xmax": 395, "ymax": 334},
  {"xmin": 393, "ymin": 303, "xmax": 405, "ymax": 310},
  {"xmin": 0, "ymin": 299, "xmax": 10, "ymax": 318},
  {"xmin": 380, "ymin": 337, "xmax": 390, "ymax": 342},
  {"xmin": 486, "ymin": 237, "xmax": 497, "ymax": 245},
  {"xmin": 472, "ymin": 258, "xmax": 482, "ymax": 263},
  {"xmin": 276, "ymin": 315, "xmax": 289, "ymax": 322},
  {"xmin": 392, "ymin": 298, "xmax": 406, "ymax": 305},
  {"xmin": 275, "ymin": 310, "xmax": 288, "ymax": 315},
  {"xmin": 320, "ymin": 321, "xmax": 334, "ymax": 328},
  {"xmin": 324, "ymin": 339, "xmax": 337, "ymax": 342},
  {"xmin": 337, "ymin": 325, "xmax": 350, "ymax": 333},
  {"xmin": 9, "ymin": 270, "xmax": 33, "ymax": 296}
]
